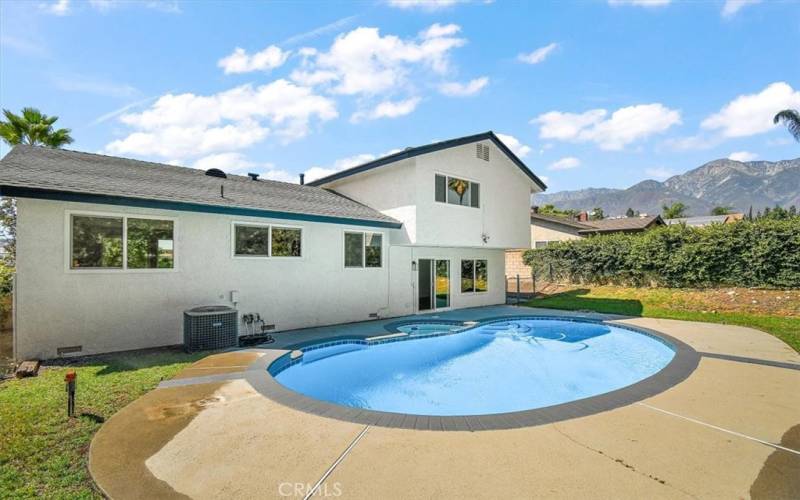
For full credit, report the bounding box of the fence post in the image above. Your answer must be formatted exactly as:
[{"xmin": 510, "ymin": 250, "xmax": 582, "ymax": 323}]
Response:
[{"xmin": 516, "ymin": 274, "xmax": 521, "ymax": 305}]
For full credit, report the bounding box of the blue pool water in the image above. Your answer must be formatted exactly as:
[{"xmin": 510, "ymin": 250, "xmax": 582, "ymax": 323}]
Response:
[{"xmin": 273, "ymin": 319, "xmax": 675, "ymax": 416}]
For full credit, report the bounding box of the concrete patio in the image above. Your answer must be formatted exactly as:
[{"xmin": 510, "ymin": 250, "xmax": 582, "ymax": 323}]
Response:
[{"xmin": 89, "ymin": 306, "xmax": 800, "ymax": 499}]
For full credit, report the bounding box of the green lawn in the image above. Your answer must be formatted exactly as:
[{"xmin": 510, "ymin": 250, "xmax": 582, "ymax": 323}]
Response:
[
  {"xmin": 0, "ymin": 349, "xmax": 206, "ymax": 499},
  {"xmin": 525, "ymin": 287, "xmax": 800, "ymax": 353}
]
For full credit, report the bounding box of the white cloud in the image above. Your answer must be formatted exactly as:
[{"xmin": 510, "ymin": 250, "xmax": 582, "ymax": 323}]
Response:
[
  {"xmin": 280, "ymin": 15, "xmax": 359, "ymax": 46},
  {"xmin": 548, "ymin": 157, "xmax": 581, "ymax": 171},
  {"xmin": 291, "ymin": 25, "xmax": 465, "ymax": 96},
  {"xmin": 350, "ymin": 97, "xmax": 421, "ymax": 123},
  {"xmin": 105, "ymin": 79, "xmax": 337, "ymax": 161},
  {"xmin": 608, "ymin": 0, "xmax": 671, "ymax": 7},
  {"xmin": 40, "ymin": 0, "xmax": 69, "ymax": 15},
  {"xmin": 0, "ymin": 35, "xmax": 48, "ymax": 57},
  {"xmin": 645, "ymin": 167, "xmax": 674, "ymax": 180},
  {"xmin": 218, "ymin": 46, "xmax": 290, "ymax": 74},
  {"xmin": 728, "ymin": 151, "xmax": 758, "ymax": 162},
  {"xmin": 420, "ymin": 23, "xmax": 461, "ymax": 39},
  {"xmin": 495, "ymin": 133, "xmax": 531, "ymax": 158},
  {"xmin": 721, "ymin": 0, "xmax": 761, "ymax": 17},
  {"xmin": 438, "ymin": 77, "xmax": 488, "ymax": 97},
  {"xmin": 386, "ymin": 0, "xmax": 463, "ymax": 10},
  {"xmin": 191, "ymin": 152, "xmax": 296, "ymax": 183},
  {"xmin": 517, "ymin": 42, "xmax": 558, "ymax": 65},
  {"xmin": 534, "ymin": 103, "xmax": 681, "ymax": 150},
  {"xmin": 701, "ymin": 82, "xmax": 800, "ymax": 138}
]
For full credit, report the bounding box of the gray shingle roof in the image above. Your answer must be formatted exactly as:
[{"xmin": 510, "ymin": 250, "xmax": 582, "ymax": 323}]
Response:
[
  {"xmin": 578, "ymin": 215, "xmax": 665, "ymax": 233},
  {"xmin": 530, "ymin": 212, "xmax": 594, "ymax": 229},
  {"xmin": 0, "ymin": 145, "xmax": 400, "ymax": 227}
]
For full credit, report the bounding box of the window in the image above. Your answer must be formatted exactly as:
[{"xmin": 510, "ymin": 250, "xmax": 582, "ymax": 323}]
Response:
[
  {"xmin": 71, "ymin": 215, "xmax": 123, "ymax": 269},
  {"xmin": 127, "ymin": 218, "xmax": 174, "ymax": 269},
  {"xmin": 271, "ymin": 227, "xmax": 302, "ymax": 257},
  {"xmin": 435, "ymin": 174, "xmax": 480, "ymax": 208},
  {"xmin": 70, "ymin": 213, "xmax": 174, "ymax": 270},
  {"xmin": 233, "ymin": 224, "xmax": 302, "ymax": 258},
  {"xmin": 461, "ymin": 259, "xmax": 488, "ymax": 293},
  {"xmin": 234, "ymin": 225, "xmax": 270, "ymax": 257},
  {"xmin": 534, "ymin": 241, "xmax": 551, "ymax": 249},
  {"xmin": 345, "ymin": 231, "xmax": 382, "ymax": 268}
]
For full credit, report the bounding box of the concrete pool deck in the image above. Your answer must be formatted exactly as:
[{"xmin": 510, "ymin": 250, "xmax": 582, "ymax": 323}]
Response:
[{"xmin": 89, "ymin": 306, "xmax": 800, "ymax": 499}]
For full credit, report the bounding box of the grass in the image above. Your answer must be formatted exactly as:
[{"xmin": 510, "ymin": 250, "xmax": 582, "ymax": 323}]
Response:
[
  {"xmin": 0, "ymin": 348, "xmax": 207, "ymax": 499},
  {"xmin": 525, "ymin": 287, "xmax": 800, "ymax": 353}
]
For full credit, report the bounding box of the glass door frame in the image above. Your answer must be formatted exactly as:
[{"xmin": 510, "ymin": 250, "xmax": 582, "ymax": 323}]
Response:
[{"xmin": 417, "ymin": 258, "xmax": 450, "ymax": 312}]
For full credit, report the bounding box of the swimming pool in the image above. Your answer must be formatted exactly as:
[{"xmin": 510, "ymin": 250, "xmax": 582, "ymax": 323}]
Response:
[{"xmin": 271, "ymin": 318, "xmax": 676, "ymax": 416}]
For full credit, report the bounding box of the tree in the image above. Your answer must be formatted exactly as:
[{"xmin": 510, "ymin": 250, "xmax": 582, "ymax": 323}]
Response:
[
  {"xmin": 590, "ymin": 207, "xmax": 604, "ymax": 220},
  {"xmin": 537, "ymin": 204, "xmax": 578, "ymax": 218},
  {"xmin": 625, "ymin": 207, "xmax": 635, "ymax": 218},
  {"xmin": 0, "ymin": 108, "xmax": 74, "ymax": 276},
  {"xmin": 774, "ymin": 109, "xmax": 800, "ymax": 142},
  {"xmin": 662, "ymin": 202, "xmax": 688, "ymax": 219},
  {"xmin": 711, "ymin": 206, "xmax": 733, "ymax": 216},
  {"xmin": 447, "ymin": 177, "xmax": 469, "ymax": 205},
  {"xmin": 0, "ymin": 107, "xmax": 73, "ymax": 147}
]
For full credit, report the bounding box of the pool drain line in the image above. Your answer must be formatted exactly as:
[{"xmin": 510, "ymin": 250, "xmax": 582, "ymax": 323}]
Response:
[
  {"xmin": 636, "ymin": 403, "xmax": 800, "ymax": 456},
  {"xmin": 304, "ymin": 425, "xmax": 371, "ymax": 500}
]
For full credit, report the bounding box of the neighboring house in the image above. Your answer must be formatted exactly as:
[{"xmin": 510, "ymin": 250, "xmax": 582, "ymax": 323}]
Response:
[
  {"xmin": 506, "ymin": 213, "xmax": 664, "ymax": 278},
  {"xmin": 0, "ymin": 131, "xmax": 546, "ymax": 360},
  {"xmin": 665, "ymin": 214, "xmax": 744, "ymax": 227}
]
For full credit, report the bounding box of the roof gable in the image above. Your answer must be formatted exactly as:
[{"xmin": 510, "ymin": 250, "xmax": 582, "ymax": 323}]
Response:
[{"xmin": 306, "ymin": 131, "xmax": 547, "ymax": 190}]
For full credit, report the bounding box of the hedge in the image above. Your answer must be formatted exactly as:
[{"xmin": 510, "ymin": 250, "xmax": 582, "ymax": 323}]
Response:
[{"xmin": 522, "ymin": 218, "xmax": 800, "ymax": 288}]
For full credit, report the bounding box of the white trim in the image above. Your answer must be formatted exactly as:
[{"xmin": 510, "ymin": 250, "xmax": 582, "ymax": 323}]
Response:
[
  {"xmin": 230, "ymin": 221, "xmax": 304, "ymax": 260},
  {"xmin": 64, "ymin": 209, "xmax": 178, "ymax": 274},
  {"xmin": 342, "ymin": 229, "xmax": 385, "ymax": 269}
]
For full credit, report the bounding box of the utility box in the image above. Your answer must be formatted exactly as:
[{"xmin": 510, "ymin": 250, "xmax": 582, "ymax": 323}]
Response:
[{"xmin": 183, "ymin": 305, "xmax": 238, "ymax": 352}]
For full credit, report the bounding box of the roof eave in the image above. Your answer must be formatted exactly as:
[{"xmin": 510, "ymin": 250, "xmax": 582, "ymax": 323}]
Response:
[
  {"xmin": 0, "ymin": 186, "xmax": 403, "ymax": 229},
  {"xmin": 307, "ymin": 131, "xmax": 547, "ymax": 191}
]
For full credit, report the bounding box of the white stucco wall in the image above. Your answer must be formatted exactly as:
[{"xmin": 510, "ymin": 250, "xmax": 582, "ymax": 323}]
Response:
[
  {"xmin": 414, "ymin": 141, "xmax": 536, "ymax": 249},
  {"xmin": 323, "ymin": 140, "xmax": 541, "ymax": 249},
  {"xmin": 531, "ymin": 219, "xmax": 584, "ymax": 244},
  {"xmin": 14, "ymin": 198, "xmax": 507, "ymax": 360}
]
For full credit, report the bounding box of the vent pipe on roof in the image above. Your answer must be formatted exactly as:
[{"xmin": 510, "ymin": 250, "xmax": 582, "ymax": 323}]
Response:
[
  {"xmin": 299, "ymin": 173, "xmax": 305, "ymax": 185},
  {"xmin": 247, "ymin": 173, "xmax": 259, "ymax": 181}
]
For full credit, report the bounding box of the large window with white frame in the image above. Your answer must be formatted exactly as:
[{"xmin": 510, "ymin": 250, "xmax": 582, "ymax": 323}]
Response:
[
  {"xmin": 460, "ymin": 259, "xmax": 488, "ymax": 293},
  {"xmin": 344, "ymin": 231, "xmax": 382, "ymax": 268},
  {"xmin": 435, "ymin": 174, "xmax": 480, "ymax": 208},
  {"xmin": 233, "ymin": 223, "xmax": 302, "ymax": 258},
  {"xmin": 69, "ymin": 213, "xmax": 174, "ymax": 270}
]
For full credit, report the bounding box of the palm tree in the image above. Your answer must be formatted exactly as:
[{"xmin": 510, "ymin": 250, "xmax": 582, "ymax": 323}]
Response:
[
  {"xmin": 662, "ymin": 202, "xmax": 688, "ymax": 219},
  {"xmin": 0, "ymin": 107, "xmax": 73, "ymax": 147},
  {"xmin": 773, "ymin": 109, "xmax": 800, "ymax": 142},
  {"xmin": 0, "ymin": 108, "xmax": 73, "ymax": 272}
]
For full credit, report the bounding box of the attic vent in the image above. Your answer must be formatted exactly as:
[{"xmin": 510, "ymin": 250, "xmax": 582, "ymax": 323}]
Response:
[
  {"xmin": 205, "ymin": 168, "xmax": 227, "ymax": 179},
  {"xmin": 476, "ymin": 143, "xmax": 489, "ymax": 162}
]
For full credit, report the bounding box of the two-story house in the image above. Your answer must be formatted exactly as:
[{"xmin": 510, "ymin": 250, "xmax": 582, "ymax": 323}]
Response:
[{"xmin": 0, "ymin": 131, "xmax": 545, "ymax": 360}]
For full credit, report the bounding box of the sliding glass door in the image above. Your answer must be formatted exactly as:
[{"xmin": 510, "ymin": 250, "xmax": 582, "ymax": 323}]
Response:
[{"xmin": 418, "ymin": 259, "xmax": 450, "ymax": 311}]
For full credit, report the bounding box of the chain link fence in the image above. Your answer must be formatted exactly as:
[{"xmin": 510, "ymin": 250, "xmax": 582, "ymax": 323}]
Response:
[{"xmin": 505, "ymin": 262, "xmax": 566, "ymax": 304}]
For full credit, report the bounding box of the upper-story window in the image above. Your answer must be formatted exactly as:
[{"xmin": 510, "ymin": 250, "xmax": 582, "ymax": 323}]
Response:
[
  {"xmin": 70, "ymin": 214, "xmax": 174, "ymax": 270},
  {"xmin": 435, "ymin": 174, "xmax": 480, "ymax": 208}
]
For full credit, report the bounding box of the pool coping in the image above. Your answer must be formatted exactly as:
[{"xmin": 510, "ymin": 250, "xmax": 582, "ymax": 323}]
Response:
[{"xmin": 244, "ymin": 316, "xmax": 701, "ymax": 431}]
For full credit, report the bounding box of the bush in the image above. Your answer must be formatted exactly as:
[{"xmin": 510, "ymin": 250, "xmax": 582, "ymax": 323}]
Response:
[
  {"xmin": 0, "ymin": 260, "xmax": 12, "ymax": 297},
  {"xmin": 523, "ymin": 218, "xmax": 800, "ymax": 288}
]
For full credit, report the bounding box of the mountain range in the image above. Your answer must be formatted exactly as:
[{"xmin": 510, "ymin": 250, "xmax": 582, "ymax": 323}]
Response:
[{"xmin": 534, "ymin": 158, "xmax": 800, "ymax": 217}]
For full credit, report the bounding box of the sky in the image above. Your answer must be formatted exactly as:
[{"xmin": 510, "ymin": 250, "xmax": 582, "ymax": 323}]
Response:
[{"xmin": 1, "ymin": 0, "xmax": 799, "ymax": 194}]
